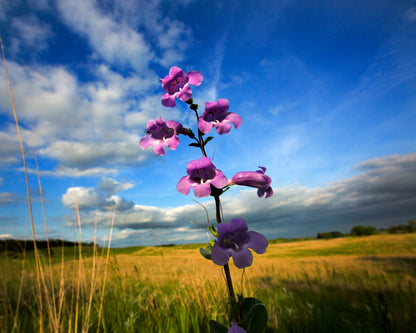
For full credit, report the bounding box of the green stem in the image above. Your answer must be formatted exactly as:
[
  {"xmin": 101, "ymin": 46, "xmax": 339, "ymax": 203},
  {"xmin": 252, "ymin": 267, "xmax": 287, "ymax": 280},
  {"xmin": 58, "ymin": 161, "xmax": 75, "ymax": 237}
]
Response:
[
  {"xmin": 191, "ymin": 100, "xmax": 238, "ymax": 319},
  {"xmin": 212, "ymin": 188, "xmax": 236, "ymax": 305}
]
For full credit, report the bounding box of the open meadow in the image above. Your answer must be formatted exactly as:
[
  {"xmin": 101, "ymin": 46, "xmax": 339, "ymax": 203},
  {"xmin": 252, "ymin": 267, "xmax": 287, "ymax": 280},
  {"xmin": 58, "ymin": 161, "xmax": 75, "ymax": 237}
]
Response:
[{"xmin": 1, "ymin": 233, "xmax": 416, "ymax": 332}]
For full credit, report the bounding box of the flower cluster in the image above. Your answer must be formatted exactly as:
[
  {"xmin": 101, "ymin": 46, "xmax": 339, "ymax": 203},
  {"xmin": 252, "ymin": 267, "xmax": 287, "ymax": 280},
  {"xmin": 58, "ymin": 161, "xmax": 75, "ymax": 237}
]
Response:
[{"xmin": 141, "ymin": 66, "xmax": 274, "ymax": 333}]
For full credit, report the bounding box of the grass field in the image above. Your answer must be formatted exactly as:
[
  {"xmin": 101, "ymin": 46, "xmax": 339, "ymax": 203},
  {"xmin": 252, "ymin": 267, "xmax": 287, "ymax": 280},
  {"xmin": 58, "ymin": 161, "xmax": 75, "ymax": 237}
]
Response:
[{"xmin": 1, "ymin": 233, "xmax": 416, "ymax": 332}]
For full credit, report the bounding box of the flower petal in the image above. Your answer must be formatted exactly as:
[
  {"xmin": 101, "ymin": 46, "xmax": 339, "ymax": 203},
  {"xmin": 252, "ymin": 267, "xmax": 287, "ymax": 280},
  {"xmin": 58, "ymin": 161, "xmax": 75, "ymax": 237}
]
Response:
[
  {"xmin": 152, "ymin": 143, "xmax": 165, "ymax": 156},
  {"xmin": 228, "ymin": 323, "xmax": 247, "ymax": 333},
  {"xmin": 140, "ymin": 134, "xmax": 155, "ymax": 150},
  {"xmin": 211, "ymin": 242, "xmax": 231, "ymax": 266},
  {"xmin": 225, "ymin": 112, "xmax": 243, "ymax": 129},
  {"xmin": 217, "ymin": 221, "xmax": 232, "ymax": 238},
  {"xmin": 187, "ymin": 71, "xmax": 203, "ymax": 86},
  {"xmin": 247, "ymin": 231, "xmax": 268, "ymax": 254},
  {"xmin": 161, "ymin": 93, "xmax": 176, "ymax": 107},
  {"xmin": 231, "ymin": 248, "xmax": 253, "ymax": 268},
  {"xmin": 165, "ymin": 120, "xmax": 183, "ymax": 131},
  {"xmin": 197, "ymin": 118, "xmax": 213, "ymax": 134},
  {"xmin": 210, "ymin": 170, "xmax": 228, "ymax": 190},
  {"xmin": 166, "ymin": 135, "xmax": 180, "ymax": 150},
  {"xmin": 230, "ymin": 218, "xmax": 248, "ymax": 233},
  {"xmin": 215, "ymin": 121, "xmax": 232, "ymax": 135},
  {"xmin": 177, "ymin": 85, "xmax": 192, "ymax": 102},
  {"xmin": 216, "ymin": 98, "xmax": 230, "ymax": 112},
  {"xmin": 192, "ymin": 182, "xmax": 212, "ymax": 197},
  {"xmin": 176, "ymin": 176, "xmax": 193, "ymax": 195}
]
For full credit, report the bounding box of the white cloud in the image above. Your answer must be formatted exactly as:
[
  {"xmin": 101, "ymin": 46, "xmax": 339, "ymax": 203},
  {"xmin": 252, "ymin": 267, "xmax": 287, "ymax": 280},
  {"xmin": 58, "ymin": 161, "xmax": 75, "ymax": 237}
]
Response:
[
  {"xmin": 0, "ymin": 234, "xmax": 14, "ymax": 239},
  {"xmin": 11, "ymin": 15, "xmax": 53, "ymax": 53},
  {"xmin": 38, "ymin": 138, "xmax": 147, "ymax": 169},
  {"xmin": 65, "ymin": 152, "xmax": 416, "ymax": 245},
  {"xmin": 62, "ymin": 177, "xmax": 135, "ymax": 212},
  {"xmin": 19, "ymin": 166, "xmax": 119, "ymax": 178},
  {"xmin": 0, "ymin": 60, "xmax": 161, "ymax": 173},
  {"xmin": 0, "ymin": 128, "xmax": 21, "ymax": 165},
  {"xmin": 0, "ymin": 0, "xmax": 194, "ymax": 175},
  {"xmin": 98, "ymin": 177, "xmax": 134, "ymax": 195},
  {"xmin": 61, "ymin": 187, "xmax": 99, "ymax": 210},
  {"xmin": 56, "ymin": 0, "xmax": 153, "ymax": 73}
]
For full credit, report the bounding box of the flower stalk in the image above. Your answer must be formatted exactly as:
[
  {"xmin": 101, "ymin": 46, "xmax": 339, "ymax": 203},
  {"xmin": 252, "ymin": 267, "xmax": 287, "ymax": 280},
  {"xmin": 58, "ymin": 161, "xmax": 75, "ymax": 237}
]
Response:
[{"xmin": 141, "ymin": 66, "xmax": 273, "ymax": 332}]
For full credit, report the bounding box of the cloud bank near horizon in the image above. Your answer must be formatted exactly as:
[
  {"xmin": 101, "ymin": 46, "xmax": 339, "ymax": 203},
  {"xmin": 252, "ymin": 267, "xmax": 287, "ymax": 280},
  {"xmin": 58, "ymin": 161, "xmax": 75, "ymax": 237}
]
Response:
[{"xmin": 60, "ymin": 152, "xmax": 416, "ymax": 247}]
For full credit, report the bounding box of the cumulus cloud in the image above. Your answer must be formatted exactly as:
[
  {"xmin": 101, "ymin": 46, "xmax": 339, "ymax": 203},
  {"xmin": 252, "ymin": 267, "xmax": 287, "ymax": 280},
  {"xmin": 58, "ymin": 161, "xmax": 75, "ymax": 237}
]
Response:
[
  {"xmin": 62, "ymin": 177, "xmax": 135, "ymax": 212},
  {"xmin": 0, "ymin": 0, "xmax": 193, "ymax": 176},
  {"xmin": 61, "ymin": 187, "xmax": 100, "ymax": 210},
  {"xmin": 0, "ymin": 60, "xmax": 162, "ymax": 173},
  {"xmin": 98, "ymin": 177, "xmax": 134, "ymax": 196}
]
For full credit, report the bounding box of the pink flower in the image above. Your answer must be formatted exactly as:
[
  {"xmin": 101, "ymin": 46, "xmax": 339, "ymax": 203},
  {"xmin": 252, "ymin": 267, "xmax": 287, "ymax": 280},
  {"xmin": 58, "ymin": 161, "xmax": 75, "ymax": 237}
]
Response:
[
  {"xmin": 177, "ymin": 157, "xmax": 228, "ymax": 197},
  {"xmin": 198, "ymin": 99, "xmax": 242, "ymax": 135},
  {"xmin": 229, "ymin": 166, "xmax": 273, "ymax": 198},
  {"xmin": 160, "ymin": 66, "xmax": 203, "ymax": 107},
  {"xmin": 140, "ymin": 117, "xmax": 183, "ymax": 156},
  {"xmin": 211, "ymin": 218, "xmax": 268, "ymax": 269}
]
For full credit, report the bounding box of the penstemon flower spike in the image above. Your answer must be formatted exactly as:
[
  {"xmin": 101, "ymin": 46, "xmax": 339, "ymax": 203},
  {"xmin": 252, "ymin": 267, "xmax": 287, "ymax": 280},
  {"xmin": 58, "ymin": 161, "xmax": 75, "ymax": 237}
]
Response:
[{"xmin": 141, "ymin": 66, "xmax": 273, "ymax": 332}]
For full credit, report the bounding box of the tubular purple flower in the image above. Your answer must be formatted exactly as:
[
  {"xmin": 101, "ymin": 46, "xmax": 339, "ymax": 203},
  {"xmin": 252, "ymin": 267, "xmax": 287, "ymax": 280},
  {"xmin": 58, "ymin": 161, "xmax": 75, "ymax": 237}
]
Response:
[
  {"xmin": 211, "ymin": 218, "xmax": 268, "ymax": 269},
  {"xmin": 160, "ymin": 66, "xmax": 203, "ymax": 107},
  {"xmin": 229, "ymin": 166, "xmax": 273, "ymax": 198},
  {"xmin": 176, "ymin": 157, "xmax": 228, "ymax": 197},
  {"xmin": 140, "ymin": 117, "xmax": 183, "ymax": 156},
  {"xmin": 228, "ymin": 323, "xmax": 247, "ymax": 333},
  {"xmin": 198, "ymin": 99, "xmax": 242, "ymax": 135}
]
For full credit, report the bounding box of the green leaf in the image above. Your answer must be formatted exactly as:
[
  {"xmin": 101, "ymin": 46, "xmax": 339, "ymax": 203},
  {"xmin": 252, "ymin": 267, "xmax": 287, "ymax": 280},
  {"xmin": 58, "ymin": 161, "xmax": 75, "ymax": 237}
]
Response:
[
  {"xmin": 189, "ymin": 143, "xmax": 201, "ymax": 148},
  {"xmin": 208, "ymin": 224, "xmax": 218, "ymax": 238},
  {"xmin": 203, "ymin": 136, "xmax": 214, "ymax": 146},
  {"xmin": 199, "ymin": 244, "xmax": 213, "ymax": 260},
  {"xmin": 209, "ymin": 320, "xmax": 228, "ymax": 333},
  {"xmin": 240, "ymin": 298, "xmax": 268, "ymax": 333},
  {"xmin": 187, "ymin": 129, "xmax": 196, "ymax": 139}
]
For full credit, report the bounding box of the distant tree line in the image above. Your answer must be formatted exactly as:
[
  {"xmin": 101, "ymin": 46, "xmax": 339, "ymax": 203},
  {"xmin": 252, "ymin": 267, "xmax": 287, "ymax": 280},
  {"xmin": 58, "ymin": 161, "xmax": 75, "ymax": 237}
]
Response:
[
  {"xmin": 317, "ymin": 231, "xmax": 344, "ymax": 239},
  {"xmin": 385, "ymin": 220, "xmax": 416, "ymax": 234},
  {"xmin": 317, "ymin": 221, "xmax": 416, "ymax": 239},
  {"xmin": 0, "ymin": 239, "xmax": 96, "ymax": 253}
]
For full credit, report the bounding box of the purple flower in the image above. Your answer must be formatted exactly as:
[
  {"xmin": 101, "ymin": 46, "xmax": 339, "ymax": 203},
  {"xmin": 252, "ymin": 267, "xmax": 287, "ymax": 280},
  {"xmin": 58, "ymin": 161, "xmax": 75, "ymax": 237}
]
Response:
[
  {"xmin": 228, "ymin": 323, "xmax": 247, "ymax": 333},
  {"xmin": 160, "ymin": 66, "xmax": 203, "ymax": 107},
  {"xmin": 229, "ymin": 166, "xmax": 273, "ymax": 198},
  {"xmin": 211, "ymin": 218, "xmax": 268, "ymax": 269},
  {"xmin": 140, "ymin": 117, "xmax": 183, "ymax": 156},
  {"xmin": 198, "ymin": 99, "xmax": 242, "ymax": 135},
  {"xmin": 177, "ymin": 157, "xmax": 228, "ymax": 197}
]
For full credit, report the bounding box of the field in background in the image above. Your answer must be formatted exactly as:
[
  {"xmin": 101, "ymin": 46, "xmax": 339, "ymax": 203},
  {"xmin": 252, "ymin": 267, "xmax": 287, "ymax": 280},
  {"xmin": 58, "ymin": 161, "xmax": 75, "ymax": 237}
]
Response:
[{"xmin": 1, "ymin": 233, "xmax": 416, "ymax": 332}]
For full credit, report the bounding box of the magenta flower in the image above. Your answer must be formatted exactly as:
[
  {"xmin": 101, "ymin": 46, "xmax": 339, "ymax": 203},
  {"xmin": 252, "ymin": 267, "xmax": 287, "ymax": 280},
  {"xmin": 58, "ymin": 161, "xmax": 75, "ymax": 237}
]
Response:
[
  {"xmin": 198, "ymin": 99, "xmax": 242, "ymax": 135},
  {"xmin": 177, "ymin": 157, "xmax": 228, "ymax": 197},
  {"xmin": 211, "ymin": 218, "xmax": 268, "ymax": 269},
  {"xmin": 228, "ymin": 323, "xmax": 247, "ymax": 333},
  {"xmin": 229, "ymin": 166, "xmax": 273, "ymax": 198},
  {"xmin": 160, "ymin": 66, "xmax": 203, "ymax": 107},
  {"xmin": 140, "ymin": 117, "xmax": 183, "ymax": 156}
]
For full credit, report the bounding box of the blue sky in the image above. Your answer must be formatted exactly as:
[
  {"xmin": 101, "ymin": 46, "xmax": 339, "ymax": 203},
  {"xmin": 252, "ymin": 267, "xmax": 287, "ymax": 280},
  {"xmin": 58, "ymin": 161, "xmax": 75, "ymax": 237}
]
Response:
[{"xmin": 0, "ymin": 0, "xmax": 415, "ymax": 247}]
